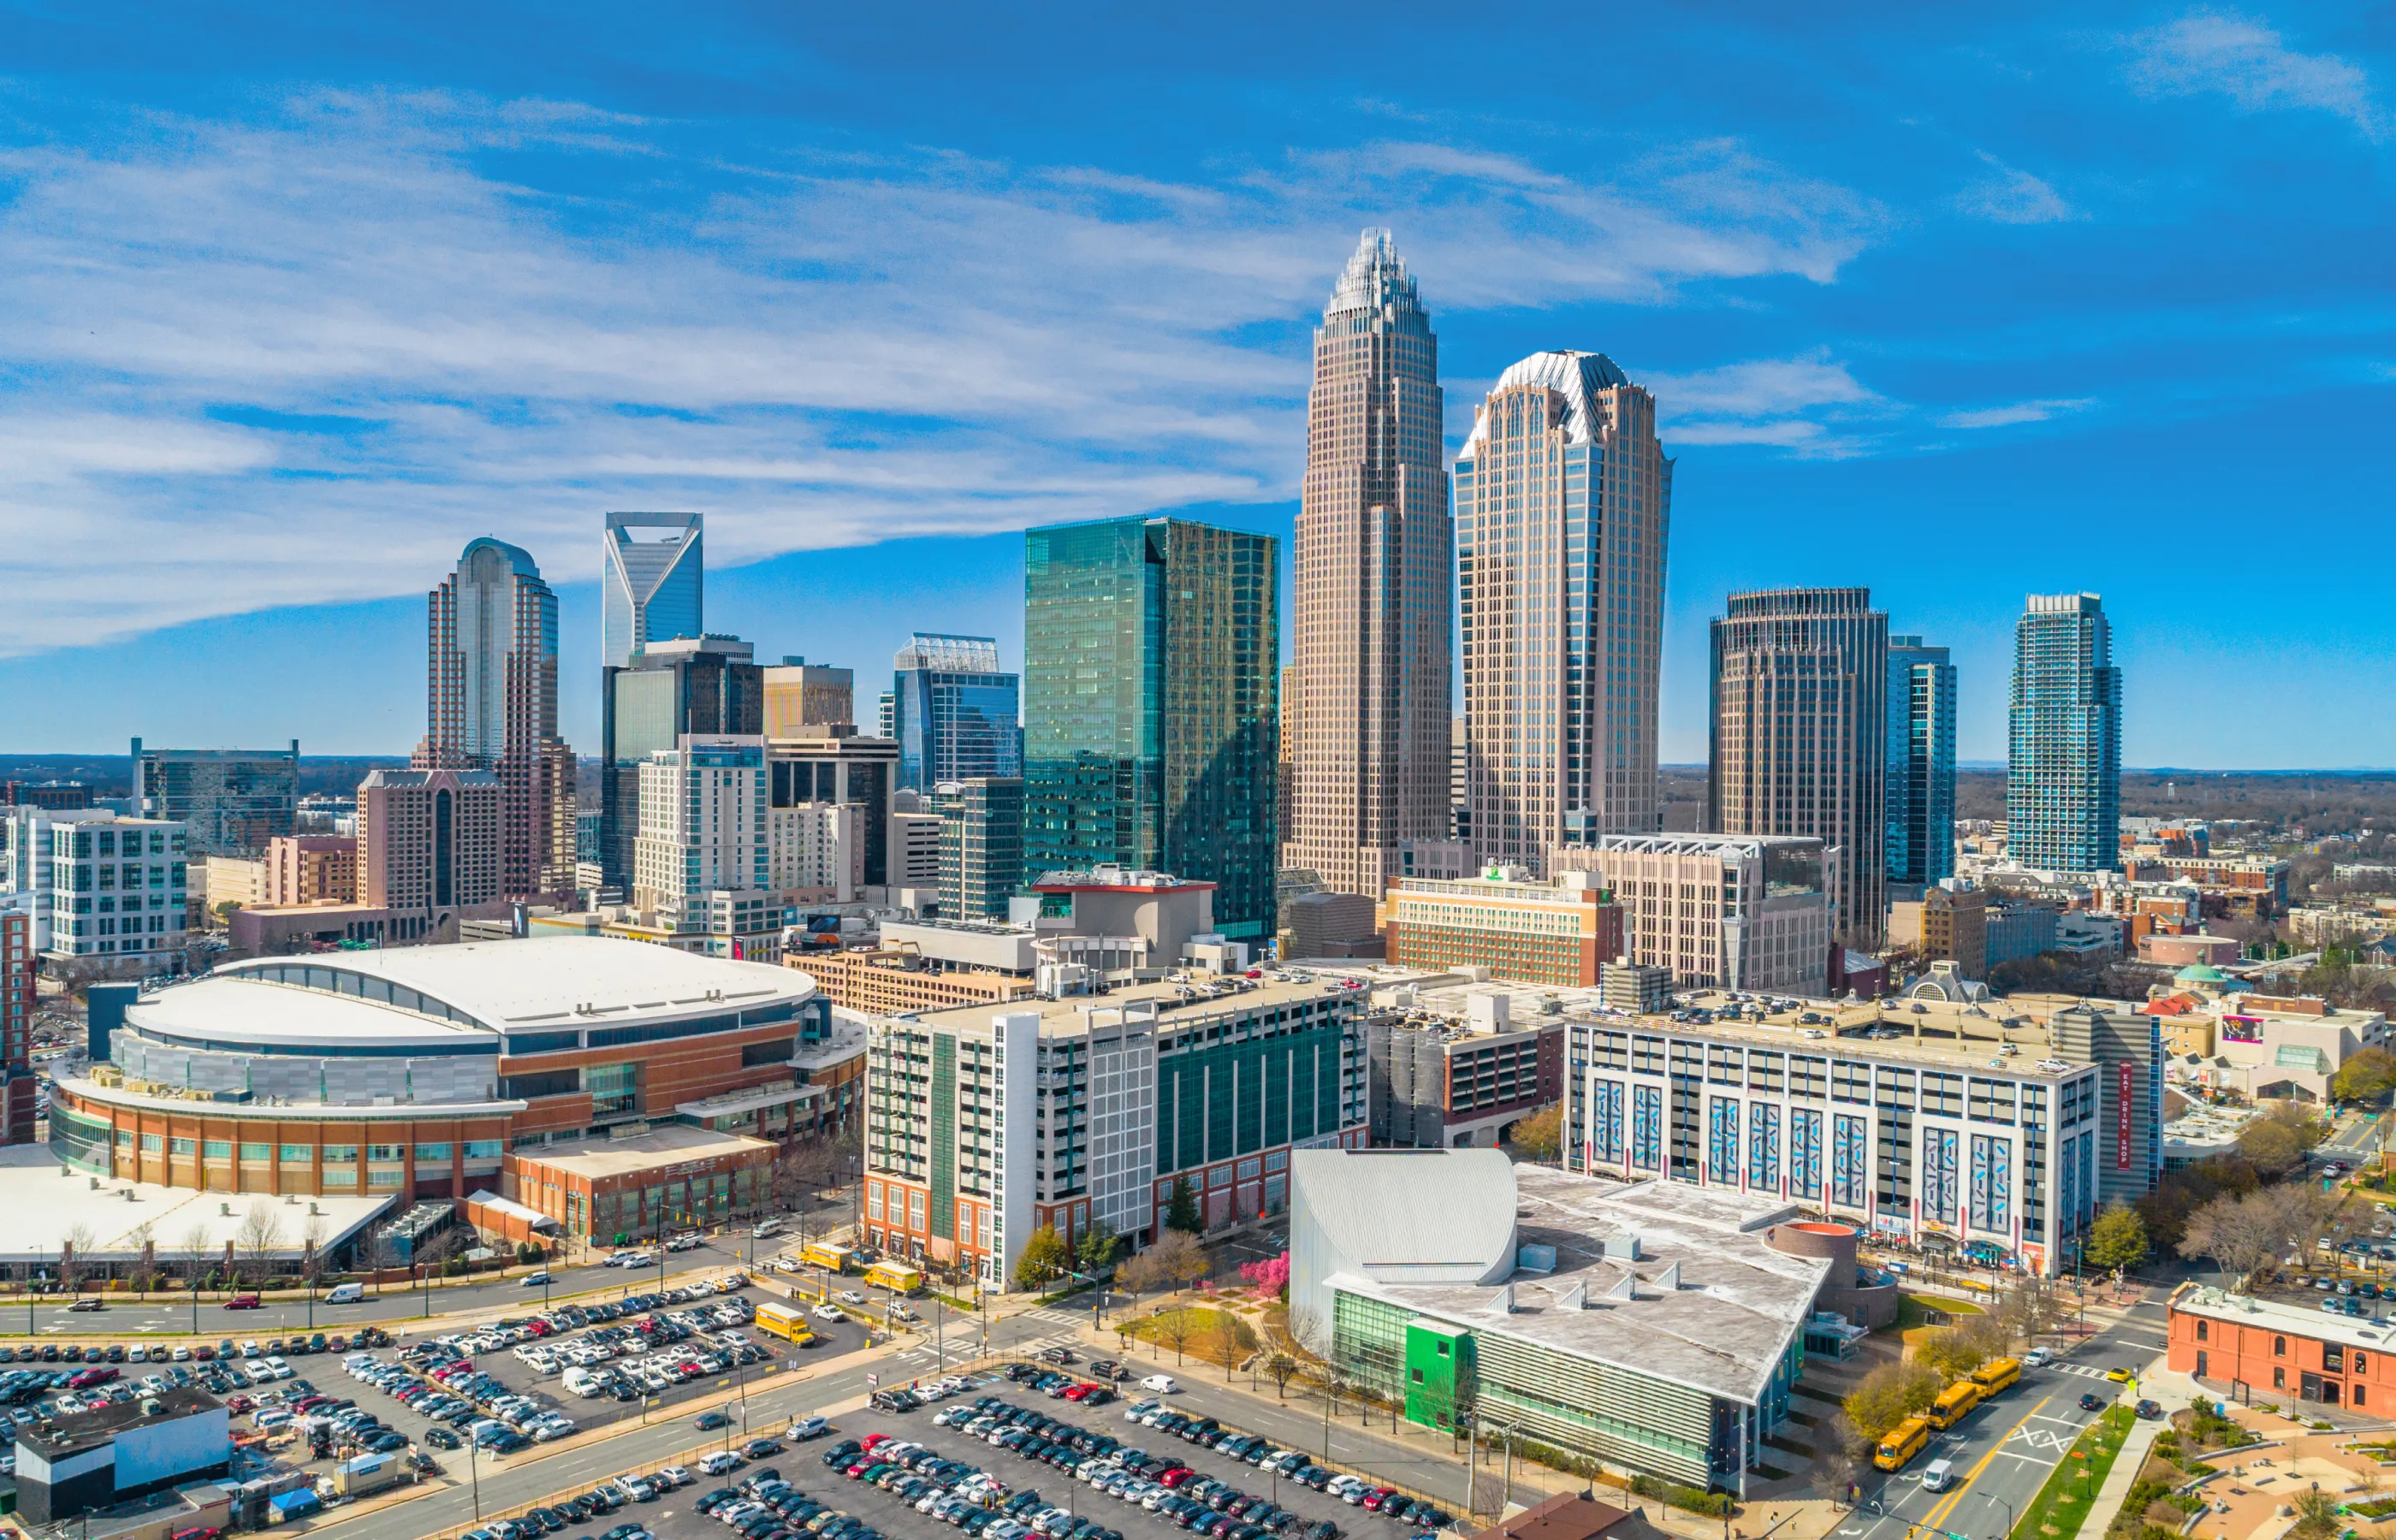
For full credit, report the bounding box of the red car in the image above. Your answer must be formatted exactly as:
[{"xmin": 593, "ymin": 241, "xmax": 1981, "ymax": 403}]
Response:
[
  {"xmin": 225, "ymin": 1395, "xmax": 254, "ymax": 1414},
  {"xmin": 1160, "ymin": 1469, "xmax": 1196, "ymax": 1489},
  {"xmin": 223, "ymin": 1294, "xmax": 262, "ymax": 1311},
  {"xmin": 1061, "ymin": 1384, "xmax": 1096, "ymax": 1402},
  {"xmin": 1361, "ymin": 1490, "xmax": 1399, "ymax": 1512}
]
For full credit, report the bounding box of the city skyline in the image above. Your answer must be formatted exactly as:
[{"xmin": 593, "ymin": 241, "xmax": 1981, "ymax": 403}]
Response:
[{"xmin": 0, "ymin": 4, "xmax": 2386, "ymax": 767}]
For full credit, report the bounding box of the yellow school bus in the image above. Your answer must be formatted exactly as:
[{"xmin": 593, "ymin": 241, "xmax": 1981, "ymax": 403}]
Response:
[
  {"xmin": 1970, "ymin": 1357, "xmax": 2021, "ymax": 1395},
  {"xmin": 1873, "ymin": 1415, "xmax": 1932, "ymax": 1472},
  {"xmin": 803, "ymin": 1241, "xmax": 858, "ymax": 1273},
  {"xmin": 754, "ymin": 1300, "xmax": 817, "ymax": 1344},
  {"xmin": 865, "ymin": 1260, "xmax": 924, "ymax": 1295},
  {"xmin": 1925, "ymin": 1379, "xmax": 1984, "ymax": 1430}
]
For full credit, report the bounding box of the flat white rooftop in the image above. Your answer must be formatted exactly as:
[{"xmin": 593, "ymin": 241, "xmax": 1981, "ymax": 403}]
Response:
[
  {"xmin": 0, "ymin": 1146, "xmax": 397, "ymax": 1261},
  {"xmin": 508, "ymin": 1124, "xmax": 774, "ymax": 1181}
]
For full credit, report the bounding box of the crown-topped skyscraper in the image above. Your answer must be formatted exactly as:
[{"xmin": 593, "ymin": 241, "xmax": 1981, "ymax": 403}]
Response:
[{"xmin": 1283, "ymin": 230, "xmax": 1451, "ymax": 905}]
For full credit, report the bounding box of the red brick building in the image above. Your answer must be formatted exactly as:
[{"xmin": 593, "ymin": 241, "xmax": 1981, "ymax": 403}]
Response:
[
  {"xmin": 3, "ymin": 910, "xmax": 34, "ymax": 1146},
  {"xmin": 2169, "ymin": 1284, "xmax": 2392, "ymax": 1409}
]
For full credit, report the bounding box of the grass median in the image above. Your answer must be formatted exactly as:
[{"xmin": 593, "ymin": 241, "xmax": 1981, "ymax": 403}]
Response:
[{"xmin": 2011, "ymin": 1404, "xmax": 2134, "ymax": 1540}]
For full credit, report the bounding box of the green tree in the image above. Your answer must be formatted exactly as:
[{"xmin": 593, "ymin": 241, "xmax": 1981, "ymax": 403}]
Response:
[
  {"xmin": 1012, "ymin": 1223, "xmax": 1072, "ymax": 1292},
  {"xmin": 1841, "ymin": 1359, "xmax": 1941, "ymax": 1441},
  {"xmin": 2240, "ymin": 1099, "xmax": 2329, "ymax": 1178},
  {"xmin": 1076, "ymin": 1217, "xmax": 1120, "ymax": 1276},
  {"xmin": 1509, "ymin": 1105, "xmax": 1563, "ymax": 1163},
  {"xmin": 2291, "ymin": 1490, "xmax": 2341, "ymax": 1540},
  {"xmin": 1165, "ymin": 1175, "xmax": 1202, "ymax": 1235},
  {"xmin": 2335, "ymin": 1047, "xmax": 2396, "ymax": 1105},
  {"xmin": 2085, "ymin": 1202, "xmax": 2151, "ymax": 1273}
]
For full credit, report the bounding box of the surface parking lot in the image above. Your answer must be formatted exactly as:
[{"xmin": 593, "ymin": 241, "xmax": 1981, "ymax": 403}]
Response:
[
  {"xmin": 322, "ymin": 1280, "xmax": 865, "ymax": 1468},
  {"xmin": 540, "ymin": 1365, "xmax": 1453, "ymax": 1540}
]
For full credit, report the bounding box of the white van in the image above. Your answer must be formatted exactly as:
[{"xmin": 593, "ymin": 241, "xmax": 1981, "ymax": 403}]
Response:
[
  {"xmin": 325, "ymin": 1282, "xmax": 366, "ymax": 1304},
  {"xmin": 754, "ymin": 1218, "xmax": 786, "ymax": 1240},
  {"xmin": 1920, "ymin": 1459, "xmax": 1954, "ymax": 1493}
]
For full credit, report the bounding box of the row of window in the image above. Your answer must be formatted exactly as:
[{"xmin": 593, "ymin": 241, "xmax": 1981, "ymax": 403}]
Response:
[{"xmin": 116, "ymin": 1132, "xmax": 501, "ymax": 1162}]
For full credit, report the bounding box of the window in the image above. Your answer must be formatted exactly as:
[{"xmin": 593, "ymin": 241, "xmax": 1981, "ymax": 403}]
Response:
[
  {"xmin": 202, "ymin": 1140, "xmax": 232, "ymax": 1159},
  {"xmin": 2196, "ymin": 1319, "xmax": 2209, "ymax": 1341},
  {"xmin": 2276, "ymin": 1336, "xmax": 2288, "ymax": 1357},
  {"xmin": 141, "ymin": 1134, "xmax": 163, "ymax": 1152},
  {"xmin": 368, "ymin": 1168, "xmax": 405, "ymax": 1188},
  {"xmin": 2359, "ymin": 1352, "xmax": 2371, "ymax": 1375},
  {"xmin": 2274, "ymin": 1367, "xmax": 2286, "ymax": 1389},
  {"xmin": 279, "ymin": 1144, "xmax": 311, "ymax": 1164},
  {"xmin": 416, "ymin": 1143, "xmax": 453, "ymax": 1163},
  {"xmin": 465, "ymin": 1140, "xmax": 502, "ymax": 1160},
  {"xmin": 169, "ymin": 1137, "xmax": 195, "ymax": 1155},
  {"xmin": 322, "ymin": 1144, "xmax": 359, "ymax": 1163},
  {"xmin": 368, "ymin": 1144, "xmax": 405, "ymax": 1163}
]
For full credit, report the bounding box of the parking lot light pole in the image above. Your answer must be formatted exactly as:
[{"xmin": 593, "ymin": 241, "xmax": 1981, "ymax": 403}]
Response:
[{"xmin": 467, "ymin": 1430, "xmax": 482, "ymax": 1519}]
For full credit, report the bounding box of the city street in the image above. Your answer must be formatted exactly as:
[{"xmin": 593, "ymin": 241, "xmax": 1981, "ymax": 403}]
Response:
[{"xmin": 1841, "ymin": 1293, "xmax": 2171, "ymax": 1540}]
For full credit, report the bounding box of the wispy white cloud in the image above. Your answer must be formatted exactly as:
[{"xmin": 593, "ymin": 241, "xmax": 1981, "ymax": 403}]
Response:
[
  {"xmin": 1937, "ymin": 397, "xmax": 2099, "ymax": 429},
  {"xmin": 2127, "ymin": 10, "xmax": 2384, "ymax": 138},
  {"xmin": 1955, "ymin": 152, "xmax": 2079, "ymax": 224},
  {"xmin": 1644, "ymin": 353, "xmax": 1890, "ymax": 457},
  {"xmin": 0, "ymin": 91, "xmax": 1888, "ymax": 656}
]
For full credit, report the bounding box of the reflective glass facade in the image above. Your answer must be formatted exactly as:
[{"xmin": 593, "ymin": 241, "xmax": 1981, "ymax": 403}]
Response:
[
  {"xmin": 2007, "ymin": 594, "xmax": 2121, "ymax": 873},
  {"xmin": 1885, "ymin": 637, "xmax": 1957, "ymax": 886},
  {"xmin": 891, "ymin": 636, "xmax": 1023, "ymax": 791},
  {"xmin": 1023, "ymin": 518, "xmax": 1278, "ymax": 938}
]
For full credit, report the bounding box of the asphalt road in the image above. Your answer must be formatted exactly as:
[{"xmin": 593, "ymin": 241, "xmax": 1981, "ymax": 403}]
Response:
[
  {"xmin": 1842, "ymin": 1293, "xmax": 2172, "ymax": 1540},
  {"xmin": 2, "ymin": 1240, "xmax": 767, "ymax": 1338}
]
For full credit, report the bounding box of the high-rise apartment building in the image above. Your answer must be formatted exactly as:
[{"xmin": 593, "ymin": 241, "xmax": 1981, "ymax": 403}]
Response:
[
  {"xmin": 1455, "ymin": 352, "xmax": 1669, "ymax": 874},
  {"xmin": 936, "ymin": 778, "xmax": 1025, "ymax": 922},
  {"xmin": 1707, "ymin": 588, "xmax": 1887, "ymax": 939},
  {"xmin": 1023, "ymin": 517, "xmax": 1278, "ymax": 939},
  {"xmin": 763, "ymin": 658, "xmax": 855, "ymax": 735},
  {"xmin": 1284, "ymin": 229, "xmax": 1450, "ymax": 906},
  {"xmin": 1, "ymin": 909, "xmax": 30, "ymax": 1144},
  {"xmin": 1885, "ymin": 637, "xmax": 1957, "ymax": 889},
  {"xmin": 602, "ymin": 511, "xmax": 704, "ymax": 669},
  {"xmin": 418, "ymin": 537, "xmax": 576, "ymax": 899},
  {"xmin": 131, "ymin": 739, "xmax": 299, "ymax": 857},
  {"xmin": 889, "ymin": 635, "xmax": 1022, "ymax": 791},
  {"xmin": 600, "ymin": 636, "xmax": 765, "ymax": 890},
  {"xmin": 633, "ymin": 737, "xmax": 775, "ymax": 957},
  {"xmin": 768, "ymin": 734, "xmax": 898, "ymax": 889},
  {"xmin": 262, "ymin": 834, "xmax": 358, "ymax": 906},
  {"xmin": 358, "ymin": 767, "xmax": 502, "ymax": 921},
  {"xmin": 2008, "ymin": 594, "xmax": 2122, "ymax": 873}
]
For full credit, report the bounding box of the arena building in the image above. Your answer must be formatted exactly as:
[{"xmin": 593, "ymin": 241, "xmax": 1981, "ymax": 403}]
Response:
[{"xmin": 49, "ymin": 938, "xmax": 843, "ymax": 1203}]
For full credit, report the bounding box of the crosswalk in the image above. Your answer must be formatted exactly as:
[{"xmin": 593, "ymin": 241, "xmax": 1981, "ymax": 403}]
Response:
[
  {"xmin": 2049, "ymin": 1362, "xmax": 2119, "ymax": 1380},
  {"xmin": 1023, "ymin": 1308, "xmax": 1092, "ymax": 1327}
]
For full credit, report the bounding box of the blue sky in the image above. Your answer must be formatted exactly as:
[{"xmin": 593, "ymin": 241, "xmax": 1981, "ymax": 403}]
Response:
[{"xmin": 0, "ymin": 3, "xmax": 2388, "ymax": 764}]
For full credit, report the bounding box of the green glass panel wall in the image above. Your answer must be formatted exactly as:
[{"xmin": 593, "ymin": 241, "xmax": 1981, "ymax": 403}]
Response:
[{"xmin": 930, "ymin": 1034, "xmax": 957, "ymax": 1241}]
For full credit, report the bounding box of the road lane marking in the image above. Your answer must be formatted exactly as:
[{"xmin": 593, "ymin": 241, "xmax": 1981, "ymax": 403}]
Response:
[{"xmin": 1924, "ymin": 1391, "xmax": 2053, "ymax": 1532}]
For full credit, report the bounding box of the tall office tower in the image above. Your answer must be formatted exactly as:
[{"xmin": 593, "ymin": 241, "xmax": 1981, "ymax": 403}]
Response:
[
  {"xmin": 633, "ymin": 737, "xmax": 774, "ymax": 954},
  {"xmin": 1707, "ymin": 588, "xmax": 1888, "ymax": 939},
  {"xmin": 889, "ymin": 635, "xmax": 1023, "ymax": 791},
  {"xmin": 602, "ymin": 511, "xmax": 704, "ymax": 668},
  {"xmin": 2008, "ymin": 593, "xmax": 2122, "ymax": 873},
  {"xmin": 599, "ymin": 636, "xmax": 764, "ymax": 889},
  {"xmin": 768, "ymin": 733, "xmax": 898, "ymax": 887},
  {"xmin": 358, "ymin": 767, "xmax": 502, "ymax": 916},
  {"xmin": 1885, "ymin": 637, "xmax": 1958, "ymax": 888},
  {"xmin": 1023, "ymin": 516, "xmax": 1279, "ymax": 939},
  {"xmin": 1455, "ymin": 352, "xmax": 1670, "ymax": 875},
  {"xmin": 1284, "ymin": 228, "xmax": 1450, "ymax": 905},
  {"xmin": 131, "ymin": 738, "xmax": 300, "ymax": 856},
  {"xmin": 763, "ymin": 657, "xmax": 855, "ymax": 735},
  {"xmin": 418, "ymin": 537, "xmax": 577, "ymax": 899},
  {"xmin": 936, "ymin": 777, "xmax": 1026, "ymax": 921}
]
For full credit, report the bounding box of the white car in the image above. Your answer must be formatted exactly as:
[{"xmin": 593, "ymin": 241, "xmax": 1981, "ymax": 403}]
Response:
[
  {"xmin": 698, "ymin": 1451, "xmax": 743, "ymax": 1475},
  {"xmin": 1138, "ymin": 1374, "xmax": 1177, "ymax": 1394},
  {"xmin": 658, "ymin": 1466, "xmax": 694, "ymax": 1487},
  {"xmin": 2021, "ymin": 1348, "xmax": 2051, "ymax": 1368},
  {"xmin": 814, "ymin": 1303, "xmax": 845, "ymax": 1323},
  {"xmin": 837, "ymin": 1289, "xmax": 867, "ymax": 1306}
]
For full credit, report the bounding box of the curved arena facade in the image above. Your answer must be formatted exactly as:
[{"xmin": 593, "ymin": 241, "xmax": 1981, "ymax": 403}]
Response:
[{"xmin": 50, "ymin": 938, "xmax": 833, "ymax": 1205}]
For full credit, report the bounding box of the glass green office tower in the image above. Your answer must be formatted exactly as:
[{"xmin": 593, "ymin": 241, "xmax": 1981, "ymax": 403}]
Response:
[{"xmin": 1023, "ymin": 518, "xmax": 1279, "ymax": 939}]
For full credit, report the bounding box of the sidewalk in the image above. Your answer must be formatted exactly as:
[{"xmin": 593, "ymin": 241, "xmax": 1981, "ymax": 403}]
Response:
[{"xmin": 2081, "ymin": 1412, "xmax": 2171, "ymax": 1540}]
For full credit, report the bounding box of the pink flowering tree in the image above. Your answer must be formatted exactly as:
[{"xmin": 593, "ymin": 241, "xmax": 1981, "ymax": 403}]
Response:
[{"xmin": 1240, "ymin": 1251, "xmax": 1290, "ymax": 1300}]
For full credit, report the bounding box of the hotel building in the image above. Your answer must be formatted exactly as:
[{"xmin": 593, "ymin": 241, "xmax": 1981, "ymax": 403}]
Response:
[
  {"xmin": 863, "ymin": 972, "xmax": 1367, "ymax": 1286},
  {"xmin": 1383, "ymin": 868, "xmax": 1624, "ymax": 988},
  {"xmin": 1553, "ymin": 833, "xmax": 1833, "ymax": 995}
]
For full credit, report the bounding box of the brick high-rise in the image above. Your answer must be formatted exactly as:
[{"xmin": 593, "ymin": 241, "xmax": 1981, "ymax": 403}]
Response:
[
  {"xmin": 416, "ymin": 537, "xmax": 576, "ymax": 900},
  {"xmin": 2, "ymin": 910, "xmax": 32, "ymax": 1145},
  {"xmin": 1284, "ymin": 229, "xmax": 1450, "ymax": 906}
]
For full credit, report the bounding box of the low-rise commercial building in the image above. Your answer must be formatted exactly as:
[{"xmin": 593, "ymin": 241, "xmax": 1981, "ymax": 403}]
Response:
[
  {"xmin": 15, "ymin": 1386, "xmax": 231, "ymax": 1523},
  {"xmin": 500, "ymin": 1123, "xmax": 778, "ymax": 1245},
  {"xmin": 1886, "ymin": 883, "xmax": 1987, "ymax": 979},
  {"xmin": 1290, "ymin": 1150, "xmax": 1830, "ymax": 1495},
  {"xmin": 1383, "ymin": 868, "xmax": 1623, "ymax": 987},
  {"xmin": 2170, "ymin": 1286, "xmax": 2393, "ymax": 1409},
  {"xmin": 2147, "ymin": 977, "xmax": 2385, "ymax": 1102},
  {"xmin": 864, "ymin": 971, "xmax": 1366, "ymax": 1286}
]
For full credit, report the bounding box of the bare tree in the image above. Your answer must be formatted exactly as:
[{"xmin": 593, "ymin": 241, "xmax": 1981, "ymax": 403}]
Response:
[
  {"xmin": 1284, "ymin": 1305, "xmax": 1326, "ymax": 1363},
  {"xmin": 1263, "ymin": 1353, "xmax": 1300, "ymax": 1401},
  {"xmin": 301, "ymin": 1213, "xmax": 329, "ymax": 1294},
  {"xmin": 1154, "ymin": 1306, "xmax": 1200, "ymax": 1365},
  {"xmin": 234, "ymin": 1202, "xmax": 288, "ymax": 1286},
  {"xmin": 1116, "ymin": 1247, "xmax": 1165, "ymax": 1306},
  {"xmin": 179, "ymin": 1223, "xmax": 216, "ymax": 1294},
  {"xmin": 128, "ymin": 1222, "xmax": 155, "ymax": 1298},
  {"xmin": 1810, "ymin": 1413, "xmax": 1865, "ymax": 1506},
  {"xmin": 1148, "ymin": 1230, "xmax": 1209, "ymax": 1294},
  {"xmin": 60, "ymin": 1223, "xmax": 98, "ymax": 1294},
  {"xmin": 1207, "ymin": 1311, "xmax": 1254, "ymax": 1381}
]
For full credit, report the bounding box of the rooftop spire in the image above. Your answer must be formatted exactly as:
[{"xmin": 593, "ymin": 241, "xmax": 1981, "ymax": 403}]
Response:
[{"xmin": 1326, "ymin": 227, "xmax": 1423, "ymax": 318}]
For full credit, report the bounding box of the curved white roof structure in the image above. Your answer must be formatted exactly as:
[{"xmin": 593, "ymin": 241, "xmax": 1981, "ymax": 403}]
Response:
[{"xmin": 1462, "ymin": 350, "xmax": 1634, "ymax": 450}]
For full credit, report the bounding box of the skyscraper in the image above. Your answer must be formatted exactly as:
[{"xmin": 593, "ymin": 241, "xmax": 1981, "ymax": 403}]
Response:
[
  {"xmin": 936, "ymin": 777, "xmax": 1025, "ymax": 921},
  {"xmin": 1885, "ymin": 637, "xmax": 1958, "ymax": 888},
  {"xmin": 889, "ymin": 635, "xmax": 1023, "ymax": 791},
  {"xmin": 1284, "ymin": 229, "xmax": 1450, "ymax": 904},
  {"xmin": 602, "ymin": 512, "xmax": 704, "ymax": 669},
  {"xmin": 417, "ymin": 537, "xmax": 576, "ymax": 899},
  {"xmin": 2008, "ymin": 593, "xmax": 2122, "ymax": 873},
  {"xmin": 358, "ymin": 767, "xmax": 502, "ymax": 920},
  {"xmin": 633, "ymin": 736, "xmax": 774, "ymax": 956},
  {"xmin": 600, "ymin": 636, "xmax": 765, "ymax": 890},
  {"xmin": 763, "ymin": 658, "xmax": 856, "ymax": 735},
  {"xmin": 1707, "ymin": 588, "xmax": 1888, "ymax": 939},
  {"xmin": 1023, "ymin": 516, "xmax": 1278, "ymax": 939},
  {"xmin": 1455, "ymin": 352, "xmax": 1670, "ymax": 875},
  {"xmin": 131, "ymin": 739, "xmax": 300, "ymax": 857}
]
